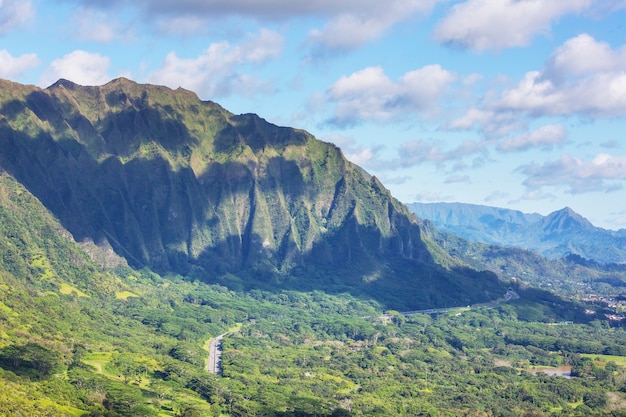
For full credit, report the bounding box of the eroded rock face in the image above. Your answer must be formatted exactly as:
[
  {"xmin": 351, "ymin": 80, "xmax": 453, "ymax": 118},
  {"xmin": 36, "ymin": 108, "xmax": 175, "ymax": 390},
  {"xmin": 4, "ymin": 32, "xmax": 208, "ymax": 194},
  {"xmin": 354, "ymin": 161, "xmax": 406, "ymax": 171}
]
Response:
[{"xmin": 0, "ymin": 78, "xmax": 429, "ymax": 276}]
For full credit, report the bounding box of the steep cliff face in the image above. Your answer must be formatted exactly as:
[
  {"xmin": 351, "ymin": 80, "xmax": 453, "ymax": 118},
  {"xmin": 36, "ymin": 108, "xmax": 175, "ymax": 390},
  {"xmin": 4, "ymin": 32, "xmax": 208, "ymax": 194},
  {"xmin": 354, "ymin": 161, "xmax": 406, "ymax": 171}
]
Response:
[{"xmin": 0, "ymin": 78, "xmax": 430, "ymax": 278}]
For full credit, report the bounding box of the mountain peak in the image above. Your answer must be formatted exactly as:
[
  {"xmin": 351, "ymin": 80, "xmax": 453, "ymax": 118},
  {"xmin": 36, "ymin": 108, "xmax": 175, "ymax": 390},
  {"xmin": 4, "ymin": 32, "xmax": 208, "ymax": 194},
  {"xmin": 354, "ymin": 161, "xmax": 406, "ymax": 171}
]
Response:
[
  {"xmin": 48, "ymin": 78, "xmax": 84, "ymax": 90},
  {"xmin": 543, "ymin": 207, "xmax": 594, "ymax": 232},
  {"xmin": 408, "ymin": 202, "xmax": 626, "ymax": 263}
]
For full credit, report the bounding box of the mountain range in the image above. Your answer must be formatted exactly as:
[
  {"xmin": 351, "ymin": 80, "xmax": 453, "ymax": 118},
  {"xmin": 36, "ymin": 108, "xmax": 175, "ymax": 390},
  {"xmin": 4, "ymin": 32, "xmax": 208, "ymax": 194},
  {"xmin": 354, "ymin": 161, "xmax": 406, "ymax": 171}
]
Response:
[
  {"xmin": 0, "ymin": 77, "xmax": 504, "ymax": 310},
  {"xmin": 407, "ymin": 202, "xmax": 626, "ymax": 264}
]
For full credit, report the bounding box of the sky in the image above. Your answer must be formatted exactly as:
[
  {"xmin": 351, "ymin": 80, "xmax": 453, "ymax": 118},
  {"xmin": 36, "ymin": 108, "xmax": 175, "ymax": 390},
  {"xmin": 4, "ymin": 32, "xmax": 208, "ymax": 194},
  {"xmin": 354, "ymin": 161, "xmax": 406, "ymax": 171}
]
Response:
[{"xmin": 2, "ymin": 0, "xmax": 626, "ymax": 229}]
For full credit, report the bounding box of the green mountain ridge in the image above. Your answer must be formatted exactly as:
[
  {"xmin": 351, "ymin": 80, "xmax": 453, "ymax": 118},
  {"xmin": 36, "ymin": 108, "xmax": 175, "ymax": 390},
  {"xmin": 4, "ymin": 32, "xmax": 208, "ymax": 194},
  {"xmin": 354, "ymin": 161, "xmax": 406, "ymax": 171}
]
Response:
[{"xmin": 0, "ymin": 77, "xmax": 503, "ymax": 310}]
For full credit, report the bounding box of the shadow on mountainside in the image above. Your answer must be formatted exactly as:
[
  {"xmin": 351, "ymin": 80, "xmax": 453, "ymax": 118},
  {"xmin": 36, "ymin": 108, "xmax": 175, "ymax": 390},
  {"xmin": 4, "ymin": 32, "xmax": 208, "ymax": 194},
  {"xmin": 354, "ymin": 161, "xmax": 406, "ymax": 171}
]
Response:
[{"xmin": 0, "ymin": 91, "xmax": 506, "ymax": 311}]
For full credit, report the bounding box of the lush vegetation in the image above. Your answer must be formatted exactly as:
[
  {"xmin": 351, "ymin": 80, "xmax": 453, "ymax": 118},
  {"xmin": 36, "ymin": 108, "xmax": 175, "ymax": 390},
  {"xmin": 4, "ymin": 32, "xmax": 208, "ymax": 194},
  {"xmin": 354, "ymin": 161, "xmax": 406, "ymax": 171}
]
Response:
[
  {"xmin": 0, "ymin": 78, "xmax": 507, "ymax": 311},
  {"xmin": 0, "ymin": 174, "xmax": 625, "ymax": 416},
  {"xmin": 2, "ymin": 263, "xmax": 626, "ymax": 416},
  {"xmin": 422, "ymin": 224, "xmax": 626, "ymax": 301}
]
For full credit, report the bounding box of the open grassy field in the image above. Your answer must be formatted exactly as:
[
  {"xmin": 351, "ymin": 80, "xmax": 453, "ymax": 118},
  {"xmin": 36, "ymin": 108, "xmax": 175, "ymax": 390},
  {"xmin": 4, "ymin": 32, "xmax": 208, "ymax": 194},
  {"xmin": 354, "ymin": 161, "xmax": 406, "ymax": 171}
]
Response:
[{"xmin": 581, "ymin": 354, "xmax": 626, "ymax": 366}]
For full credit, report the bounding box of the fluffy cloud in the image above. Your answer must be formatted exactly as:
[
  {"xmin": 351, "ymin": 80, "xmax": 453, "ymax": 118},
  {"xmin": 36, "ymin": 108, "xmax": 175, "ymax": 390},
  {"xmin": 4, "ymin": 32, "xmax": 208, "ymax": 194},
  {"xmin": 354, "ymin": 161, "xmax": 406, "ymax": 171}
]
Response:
[
  {"xmin": 453, "ymin": 34, "xmax": 626, "ymax": 139},
  {"xmin": 147, "ymin": 29, "xmax": 283, "ymax": 97},
  {"xmin": 307, "ymin": 0, "xmax": 439, "ymax": 51},
  {"xmin": 39, "ymin": 51, "xmax": 112, "ymax": 87},
  {"xmin": 0, "ymin": 49, "xmax": 39, "ymax": 78},
  {"xmin": 519, "ymin": 153, "xmax": 626, "ymax": 193},
  {"xmin": 497, "ymin": 124, "xmax": 567, "ymax": 152},
  {"xmin": 433, "ymin": 0, "xmax": 592, "ymax": 51},
  {"xmin": 498, "ymin": 34, "xmax": 626, "ymax": 118},
  {"xmin": 449, "ymin": 108, "xmax": 523, "ymax": 138},
  {"xmin": 69, "ymin": 9, "xmax": 134, "ymax": 42},
  {"xmin": 369, "ymin": 138, "xmax": 489, "ymax": 170},
  {"xmin": 65, "ymin": 0, "xmax": 439, "ymax": 50},
  {"xmin": 543, "ymin": 34, "xmax": 622, "ymax": 81},
  {"xmin": 326, "ymin": 65, "xmax": 456, "ymax": 126},
  {"xmin": 0, "ymin": 0, "xmax": 33, "ymax": 34}
]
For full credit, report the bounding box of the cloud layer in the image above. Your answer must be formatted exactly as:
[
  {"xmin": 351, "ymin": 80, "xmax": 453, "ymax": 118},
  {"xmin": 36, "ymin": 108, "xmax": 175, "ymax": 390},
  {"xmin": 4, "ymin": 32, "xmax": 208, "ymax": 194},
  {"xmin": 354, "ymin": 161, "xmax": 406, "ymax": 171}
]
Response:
[
  {"xmin": 0, "ymin": 0, "xmax": 33, "ymax": 34},
  {"xmin": 0, "ymin": 50, "xmax": 39, "ymax": 79},
  {"xmin": 147, "ymin": 29, "xmax": 283, "ymax": 97},
  {"xmin": 434, "ymin": 0, "xmax": 592, "ymax": 51},
  {"xmin": 520, "ymin": 153, "xmax": 626, "ymax": 194},
  {"xmin": 326, "ymin": 65, "xmax": 456, "ymax": 126},
  {"xmin": 40, "ymin": 51, "xmax": 112, "ymax": 87}
]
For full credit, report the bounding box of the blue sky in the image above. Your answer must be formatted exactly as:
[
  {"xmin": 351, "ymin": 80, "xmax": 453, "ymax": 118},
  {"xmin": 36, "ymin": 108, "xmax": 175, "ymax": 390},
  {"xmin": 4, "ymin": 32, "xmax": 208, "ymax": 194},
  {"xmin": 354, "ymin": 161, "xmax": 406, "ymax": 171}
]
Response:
[{"xmin": 2, "ymin": 1, "xmax": 626, "ymax": 229}]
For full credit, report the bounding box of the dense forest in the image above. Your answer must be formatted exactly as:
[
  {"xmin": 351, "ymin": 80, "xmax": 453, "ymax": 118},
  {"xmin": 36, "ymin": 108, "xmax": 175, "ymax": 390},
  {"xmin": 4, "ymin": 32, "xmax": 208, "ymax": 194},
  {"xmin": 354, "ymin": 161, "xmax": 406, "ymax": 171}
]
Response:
[{"xmin": 1, "ymin": 173, "xmax": 626, "ymax": 416}]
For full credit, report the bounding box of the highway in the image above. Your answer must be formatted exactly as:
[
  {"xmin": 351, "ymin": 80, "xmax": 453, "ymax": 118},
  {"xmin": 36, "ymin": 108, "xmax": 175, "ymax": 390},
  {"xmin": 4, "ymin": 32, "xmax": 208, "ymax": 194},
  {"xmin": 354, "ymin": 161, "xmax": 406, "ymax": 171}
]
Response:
[
  {"xmin": 400, "ymin": 290, "xmax": 519, "ymax": 316},
  {"xmin": 364, "ymin": 290, "xmax": 521, "ymax": 321},
  {"xmin": 207, "ymin": 333, "xmax": 227, "ymax": 375}
]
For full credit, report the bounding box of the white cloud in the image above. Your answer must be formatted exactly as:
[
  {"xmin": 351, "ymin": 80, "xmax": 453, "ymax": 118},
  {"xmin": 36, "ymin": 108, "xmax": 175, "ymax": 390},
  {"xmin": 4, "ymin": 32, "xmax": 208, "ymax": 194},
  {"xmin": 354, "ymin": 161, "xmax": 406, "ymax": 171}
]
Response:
[
  {"xmin": 326, "ymin": 65, "xmax": 456, "ymax": 126},
  {"xmin": 498, "ymin": 70, "xmax": 626, "ymax": 118},
  {"xmin": 454, "ymin": 34, "xmax": 626, "ymax": 139},
  {"xmin": 496, "ymin": 35, "xmax": 626, "ymax": 118},
  {"xmin": 68, "ymin": 0, "xmax": 440, "ymax": 50},
  {"xmin": 544, "ymin": 34, "xmax": 622, "ymax": 82},
  {"xmin": 449, "ymin": 107, "xmax": 523, "ymax": 138},
  {"xmin": 324, "ymin": 134, "xmax": 382, "ymax": 167},
  {"xmin": 39, "ymin": 50, "xmax": 112, "ymax": 87},
  {"xmin": 497, "ymin": 124, "xmax": 567, "ymax": 152},
  {"xmin": 307, "ymin": 13, "xmax": 391, "ymax": 51},
  {"xmin": 0, "ymin": 49, "xmax": 39, "ymax": 78},
  {"xmin": 70, "ymin": 9, "xmax": 134, "ymax": 42},
  {"xmin": 0, "ymin": 0, "xmax": 33, "ymax": 34},
  {"xmin": 307, "ymin": 0, "xmax": 439, "ymax": 51},
  {"xmin": 370, "ymin": 138, "xmax": 489, "ymax": 170},
  {"xmin": 147, "ymin": 29, "xmax": 283, "ymax": 97},
  {"xmin": 519, "ymin": 153, "xmax": 626, "ymax": 193},
  {"xmin": 433, "ymin": 0, "xmax": 592, "ymax": 51}
]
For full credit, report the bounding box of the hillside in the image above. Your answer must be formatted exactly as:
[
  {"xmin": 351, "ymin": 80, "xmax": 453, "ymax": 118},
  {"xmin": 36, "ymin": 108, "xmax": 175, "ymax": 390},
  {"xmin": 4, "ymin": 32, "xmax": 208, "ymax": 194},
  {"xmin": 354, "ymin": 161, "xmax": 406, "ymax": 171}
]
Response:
[
  {"xmin": 0, "ymin": 77, "xmax": 505, "ymax": 310},
  {"xmin": 0, "ymin": 170, "xmax": 624, "ymax": 416},
  {"xmin": 408, "ymin": 202, "xmax": 626, "ymax": 264}
]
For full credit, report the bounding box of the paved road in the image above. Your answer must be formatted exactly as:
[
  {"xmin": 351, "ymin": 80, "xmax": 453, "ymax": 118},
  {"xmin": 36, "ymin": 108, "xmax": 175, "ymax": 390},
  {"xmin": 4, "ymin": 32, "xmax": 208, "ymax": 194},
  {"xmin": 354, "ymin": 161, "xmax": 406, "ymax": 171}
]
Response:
[
  {"xmin": 207, "ymin": 333, "xmax": 227, "ymax": 375},
  {"xmin": 400, "ymin": 290, "xmax": 520, "ymax": 316},
  {"xmin": 364, "ymin": 290, "xmax": 521, "ymax": 321}
]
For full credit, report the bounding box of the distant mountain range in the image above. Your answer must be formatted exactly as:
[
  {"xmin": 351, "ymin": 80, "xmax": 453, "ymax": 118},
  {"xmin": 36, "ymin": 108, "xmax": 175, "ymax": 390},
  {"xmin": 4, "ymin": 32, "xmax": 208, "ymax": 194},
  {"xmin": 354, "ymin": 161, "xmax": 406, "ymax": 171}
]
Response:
[{"xmin": 407, "ymin": 202, "xmax": 626, "ymax": 264}]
